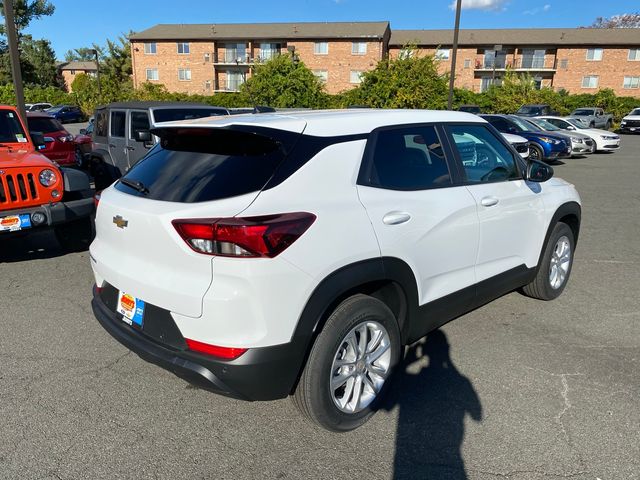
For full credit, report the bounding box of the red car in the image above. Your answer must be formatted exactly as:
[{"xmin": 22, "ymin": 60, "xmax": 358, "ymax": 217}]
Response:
[{"xmin": 26, "ymin": 112, "xmax": 79, "ymax": 166}]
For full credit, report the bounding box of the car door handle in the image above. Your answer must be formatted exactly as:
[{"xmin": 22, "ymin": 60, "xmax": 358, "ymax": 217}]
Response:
[
  {"xmin": 382, "ymin": 211, "xmax": 411, "ymax": 225},
  {"xmin": 480, "ymin": 196, "xmax": 499, "ymax": 207}
]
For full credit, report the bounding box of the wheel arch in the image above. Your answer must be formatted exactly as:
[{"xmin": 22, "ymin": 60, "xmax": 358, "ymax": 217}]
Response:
[{"xmin": 537, "ymin": 201, "xmax": 581, "ymax": 268}]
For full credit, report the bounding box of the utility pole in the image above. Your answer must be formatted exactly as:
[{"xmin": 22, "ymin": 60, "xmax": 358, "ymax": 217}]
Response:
[
  {"xmin": 89, "ymin": 49, "xmax": 102, "ymax": 101},
  {"xmin": 447, "ymin": 0, "xmax": 462, "ymax": 110},
  {"xmin": 3, "ymin": 0, "xmax": 27, "ymax": 121}
]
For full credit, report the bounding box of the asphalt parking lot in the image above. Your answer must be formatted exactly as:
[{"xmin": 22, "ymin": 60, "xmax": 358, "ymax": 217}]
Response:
[{"xmin": 1, "ymin": 136, "xmax": 639, "ymax": 480}]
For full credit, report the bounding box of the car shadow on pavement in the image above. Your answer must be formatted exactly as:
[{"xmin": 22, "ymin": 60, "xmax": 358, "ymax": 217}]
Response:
[
  {"xmin": 0, "ymin": 230, "xmax": 68, "ymax": 263},
  {"xmin": 381, "ymin": 330, "xmax": 482, "ymax": 480}
]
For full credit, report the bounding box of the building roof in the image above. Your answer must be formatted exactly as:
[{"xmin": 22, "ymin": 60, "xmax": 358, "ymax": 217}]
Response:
[
  {"xmin": 129, "ymin": 21, "xmax": 390, "ymax": 41},
  {"xmin": 59, "ymin": 61, "xmax": 98, "ymax": 71},
  {"xmin": 150, "ymin": 109, "xmax": 485, "ymax": 137},
  {"xmin": 390, "ymin": 28, "xmax": 640, "ymax": 47}
]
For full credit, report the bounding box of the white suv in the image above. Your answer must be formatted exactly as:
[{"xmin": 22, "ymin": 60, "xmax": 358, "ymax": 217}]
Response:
[{"xmin": 90, "ymin": 110, "xmax": 581, "ymax": 431}]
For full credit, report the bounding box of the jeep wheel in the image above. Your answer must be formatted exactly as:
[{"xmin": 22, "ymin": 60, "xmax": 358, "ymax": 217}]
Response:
[
  {"xmin": 522, "ymin": 222, "xmax": 574, "ymax": 300},
  {"xmin": 292, "ymin": 294, "xmax": 401, "ymax": 432},
  {"xmin": 54, "ymin": 217, "xmax": 94, "ymax": 253}
]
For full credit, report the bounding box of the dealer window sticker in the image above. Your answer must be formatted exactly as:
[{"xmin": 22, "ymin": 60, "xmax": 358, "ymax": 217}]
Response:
[{"xmin": 15, "ymin": 134, "xmax": 27, "ymax": 143}]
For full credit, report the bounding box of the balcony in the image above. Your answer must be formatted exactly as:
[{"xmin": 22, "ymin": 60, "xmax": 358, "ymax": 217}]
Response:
[{"xmin": 475, "ymin": 58, "xmax": 557, "ymax": 71}]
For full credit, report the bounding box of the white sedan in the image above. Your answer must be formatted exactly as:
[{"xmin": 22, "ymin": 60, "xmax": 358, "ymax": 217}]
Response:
[
  {"xmin": 537, "ymin": 116, "xmax": 620, "ymax": 152},
  {"xmin": 502, "ymin": 132, "xmax": 530, "ymax": 159}
]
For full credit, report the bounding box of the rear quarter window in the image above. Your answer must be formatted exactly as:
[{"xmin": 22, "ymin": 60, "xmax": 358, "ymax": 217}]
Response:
[
  {"xmin": 27, "ymin": 117, "xmax": 64, "ymax": 134},
  {"xmin": 94, "ymin": 109, "xmax": 108, "ymax": 138}
]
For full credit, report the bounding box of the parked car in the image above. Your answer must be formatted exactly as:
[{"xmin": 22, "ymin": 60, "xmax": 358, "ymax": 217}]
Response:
[
  {"xmin": 75, "ymin": 121, "xmax": 94, "ymax": 160},
  {"xmin": 619, "ymin": 108, "xmax": 640, "ymax": 134},
  {"xmin": 527, "ymin": 117, "xmax": 595, "ymax": 156},
  {"xmin": 569, "ymin": 108, "xmax": 613, "ymax": 130},
  {"xmin": 26, "ymin": 112, "xmax": 79, "ymax": 166},
  {"xmin": 90, "ymin": 109, "xmax": 581, "ymax": 431},
  {"xmin": 516, "ymin": 104, "xmax": 556, "ymax": 117},
  {"xmin": 0, "ymin": 105, "xmax": 94, "ymax": 251},
  {"xmin": 88, "ymin": 101, "xmax": 231, "ymax": 189},
  {"xmin": 25, "ymin": 103, "xmax": 53, "ymax": 112},
  {"xmin": 501, "ymin": 132, "xmax": 529, "ymax": 159},
  {"xmin": 537, "ymin": 116, "xmax": 621, "ymax": 152},
  {"xmin": 481, "ymin": 114, "xmax": 571, "ymax": 162},
  {"xmin": 458, "ymin": 105, "xmax": 482, "ymax": 114},
  {"xmin": 45, "ymin": 105, "xmax": 84, "ymax": 123}
]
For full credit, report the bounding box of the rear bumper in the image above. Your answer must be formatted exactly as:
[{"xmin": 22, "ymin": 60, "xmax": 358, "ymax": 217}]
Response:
[{"xmin": 91, "ymin": 285, "xmax": 308, "ymax": 401}]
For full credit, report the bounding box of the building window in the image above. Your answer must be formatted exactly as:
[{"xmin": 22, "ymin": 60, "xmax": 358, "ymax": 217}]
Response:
[
  {"xmin": 314, "ymin": 42, "xmax": 329, "ymax": 55},
  {"xmin": 559, "ymin": 59, "xmax": 569, "ymax": 69},
  {"xmin": 260, "ymin": 43, "xmax": 281, "ymax": 61},
  {"xmin": 463, "ymin": 59, "xmax": 471, "ymax": 69},
  {"xmin": 313, "ymin": 70, "xmax": 328, "ymax": 83},
  {"xmin": 177, "ymin": 42, "xmax": 190, "ymax": 54},
  {"xmin": 623, "ymin": 76, "xmax": 640, "ymax": 89},
  {"xmin": 350, "ymin": 70, "xmax": 363, "ymax": 84},
  {"xmin": 226, "ymin": 71, "xmax": 245, "ymax": 91},
  {"xmin": 436, "ymin": 48, "xmax": 451, "ymax": 60},
  {"xmin": 521, "ymin": 49, "xmax": 546, "ymax": 68},
  {"xmin": 352, "ymin": 42, "xmax": 367, "ymax": 55},
  {"xmin": 581, "ymin": 76, "xmax": 599, "ymax": 88},
  {"xmin": 480, "ymin": 77, "xmax": 501, "ymax": 92},
  {"xmin": 145, "ymin": 68, "xmax": 159, "ymax": 81},
  {"xmin": 398, "ymin": 48, "xmax": 414, "ymax": 59},
  {"xmin": 178, "ymin": 68, "xmax": 192, "ymax": 81},
  {"xmin": 144, "ymin": 42, "xmax": 157, "ymax": 54},
  {"xmin": 629, "ymin": 49, "xmax": 640, "ymax": 61},
  {"xmin": 586, "ymin": 48, "xmax": 603, "ymax": 61},
  {"xmin": 225, "ymin": 43, "xmax": 247, "ymax": 63},
  {"xmin": 69, "ymin": 69, "xmax": 76, "ymax": 75}
]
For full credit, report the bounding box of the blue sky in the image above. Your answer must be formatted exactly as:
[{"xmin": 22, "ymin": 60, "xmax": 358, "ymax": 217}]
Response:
[{"xmin": 23, "ymin": 0, "xmax": 640, "ymax": 59}]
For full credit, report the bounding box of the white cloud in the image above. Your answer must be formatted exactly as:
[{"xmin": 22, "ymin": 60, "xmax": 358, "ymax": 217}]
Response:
[
  {"xmin": 523, "ymin": 3, "xmax": 552, "ymax": 15},
  {"xmin": 450, "ymin": 0, "xmax": 508, "ymax": 11}
]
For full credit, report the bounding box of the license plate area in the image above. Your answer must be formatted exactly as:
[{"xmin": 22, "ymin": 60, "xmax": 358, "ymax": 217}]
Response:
[
  {"xmin": 0, "ymin": 214, "xmax": 31, "ymax": 232},
  {"xmin": 116, "ymin": 290, "xmax": 145, "ymax": 328}
]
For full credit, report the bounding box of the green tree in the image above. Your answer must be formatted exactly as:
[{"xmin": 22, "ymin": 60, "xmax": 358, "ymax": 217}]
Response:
[
  {"xmin": 339, "ymin": 48, "xmax": 449, "ymax": 109},
  {"xmin": 0, "ymin": 0, "xmax": 55, "ymax": 35},
  {"xmin": 241, "ymin": 54, "xmax": 327, "ymax": 108},
  {"xmin": 101, "ymin": 36, "xmax": 132, "ymax": 84},
  {"xmin": 64, "ymin": 47, "xmax": 101, "ymax": 62},
  {"xmin": 20, "ymin": 34, "xmax": 60, "ymax": 86}
]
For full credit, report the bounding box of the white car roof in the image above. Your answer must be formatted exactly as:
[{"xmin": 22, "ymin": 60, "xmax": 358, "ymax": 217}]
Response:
[{"xmin": 154, "ymin": 109, "xmax": 487, "ymax": 137}]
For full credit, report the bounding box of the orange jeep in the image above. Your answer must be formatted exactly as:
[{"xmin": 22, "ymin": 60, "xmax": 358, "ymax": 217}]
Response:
[{"xmin": 0, "ymin": 105, "xmax": 94, "ymax": 251}]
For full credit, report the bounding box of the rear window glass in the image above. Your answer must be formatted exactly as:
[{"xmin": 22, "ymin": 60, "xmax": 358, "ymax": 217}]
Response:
[
  {"xmin": 27, "ymin": 117, "xmax": 64, "ymax": 133},
  {"xmin": 95, "ymin": 109, "xmax": 108, "ymax": 137},
  {"xmin": 115, "ymin": 127, "xmax": 294, "ymax": 203},
  {"xmin": 152, "ymin": 108, "xmax": 228, "ymax": 123}
]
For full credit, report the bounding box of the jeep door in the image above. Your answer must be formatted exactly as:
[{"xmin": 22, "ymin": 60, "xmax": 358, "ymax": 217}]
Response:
[
  {"xmin": 126, "ymin": 110, "xmax": 151, "ymax": 168},
  {"xmin": 444, "ymin": 123, "xmax": 547, "ymax": 283},
  {"xmin": 357, "ymin": 124, "xmax": 480, "ymax": 318},
  {"xmin": 108, "ymin": 109, "xmax": 128, "ymax": 173}
]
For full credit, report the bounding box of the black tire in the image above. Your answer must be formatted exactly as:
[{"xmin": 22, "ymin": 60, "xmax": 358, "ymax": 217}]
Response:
[
  {"xmin": 605, "ymin": 120, "xmax": 612, "ymax": 130},
  {"xmin": 589, "ymin": 121, "xmax": 595, "ymax": 128},
  {"xmin": 528, "ymin": 143, "xmax": 544, "ymax": 162},
  {"xmin": 54, "ymin": 217, "xmax": 94, "ymax": 252},
  {"xmin": 292, "ymin": 294, "xmax": 401, "ymax": 432},
  {"xmin": 522, "ymin": 222, "xmax": 575, "ymax": 301}
]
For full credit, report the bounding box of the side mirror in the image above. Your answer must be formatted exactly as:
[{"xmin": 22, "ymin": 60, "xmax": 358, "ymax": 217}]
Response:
[
  {"xmin": 135, "ymin": 130, "xmax": 152, "ymax": 143},
  {"xmin": 30, "ymin": 132, "xmax": 46, "ymax": 150},
  {"xmin": 79, "ymin": 128, "xmax": 87, "ymax": 135},
  {"xmin": 526, "ymin": 159, "xmax": 554, "ymax": 183}
]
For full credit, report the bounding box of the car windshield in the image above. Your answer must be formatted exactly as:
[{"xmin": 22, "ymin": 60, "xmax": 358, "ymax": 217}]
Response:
[
  {"xmin": 566, "ymin": 118, "xmax": 588, "ymax": 129},
  {"xmin": 0, "ymin": 110, "xmax": 28, "ymax": 143},
  {"xmin": 516, "ymin": 106, "xmax": 541, "ymax": 115},
  {"xmin": 510, "ymin": 116, "xmax": 538, "ymax": 131},
  {"xmin": 572, "ymin": 109, "xmax": 592, "ymax": 116},
  {"xmin": 629, "ymin": 109, "xmax": 640, "ymax": 116},
  {"xmin": 152, "ymin": 108, "xmax": 228, "ymax": 123},
  {"xmin": 27, "ymin": 117, "xmax": 64, "ymax": 134},
  {"xmin": 528, "ymin": 118, "xmax": 561, "ymax": 131}
]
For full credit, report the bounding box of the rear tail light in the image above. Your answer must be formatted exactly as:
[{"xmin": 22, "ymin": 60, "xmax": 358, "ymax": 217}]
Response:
[
  {"xmin": 173, "ymin": 212, "xmax": 316, "ymax": 258},
  {"xmin": 94, "ymin": 191, "xmax": 101, "ymax": 207},
  {"xmin": 185, "ymin": 338, "xmax": 247, "ymax": 360}
]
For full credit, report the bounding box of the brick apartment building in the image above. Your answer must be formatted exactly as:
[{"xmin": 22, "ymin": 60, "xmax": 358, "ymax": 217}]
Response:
[
  {"xmin": 58, "ymin": 61, "xmax": 98, "ymax": 92},
  {"xmin": 129, "ymin": 22, "xmax": 640, "ymax": 98},
  {"xmin": 389, "ymin": 28, "xmax": 640, "ymax": 97},
  {"xmin": 129, "ymin": 22, "xmax": 390, "ymax": 95}
]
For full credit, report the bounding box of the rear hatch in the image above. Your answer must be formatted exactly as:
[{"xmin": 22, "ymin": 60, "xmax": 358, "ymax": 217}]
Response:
[{"xmin": 90, "ymin": 119, "xmax": 305, "ymax": 318}]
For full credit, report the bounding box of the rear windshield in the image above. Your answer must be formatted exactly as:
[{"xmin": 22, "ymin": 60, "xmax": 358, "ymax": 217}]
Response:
[
  {"xmin": 152, "ymin": 108, "xmax": 229, "ymax": 123},
  {"xmin": 0, "ymin": 110, "xmax": 27, "ymax": 143},
  {"xmin": 115, "ymin": 127, "xmax": 297, "ymax": 203},
  {"xmin": 27, "ymin": 117, "xmax": 64, "ymax": 134}
]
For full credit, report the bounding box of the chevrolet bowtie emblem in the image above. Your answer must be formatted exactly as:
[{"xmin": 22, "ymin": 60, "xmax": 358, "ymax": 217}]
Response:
[{"xmin": 113, "ymin": 215, "xmax": 128, "ymax": 229}]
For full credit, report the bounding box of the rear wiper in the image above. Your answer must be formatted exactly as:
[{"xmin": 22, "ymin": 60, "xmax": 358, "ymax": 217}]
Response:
[{"xmin": 120, "ymin": 178, "xmax": 149, "ymax": 195}]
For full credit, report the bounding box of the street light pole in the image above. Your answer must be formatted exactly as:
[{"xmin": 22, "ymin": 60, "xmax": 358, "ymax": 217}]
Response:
[
  {"xmin": 89, "ymin": 49, "xmax": 102, "ymax": 101},
  {"xmin": 3, "ymin": 0, "xmax": 27, "ymax": 121},
  {"xmin": 447, "ymin": 0, "xmax": 462, "ymax": 110}
]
